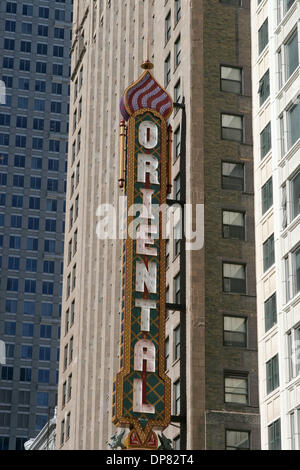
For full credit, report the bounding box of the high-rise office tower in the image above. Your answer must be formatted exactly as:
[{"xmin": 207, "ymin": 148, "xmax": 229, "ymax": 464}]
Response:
[
  {"xmin": 252, "ymin": 0, "xmax": 300, "ymax": 450},
  {"xmin": 57, "ymin": 0, "xmax": 260, "ymax": 450},
  {"xmin": 0, "ymin": 0, "xmax": 72, "ymax": 450}
]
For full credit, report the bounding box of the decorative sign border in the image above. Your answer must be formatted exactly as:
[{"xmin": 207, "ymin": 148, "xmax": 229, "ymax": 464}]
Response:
[{"xmin": 113, "ymin": 108, "xmax": 171, "ymax": 446}]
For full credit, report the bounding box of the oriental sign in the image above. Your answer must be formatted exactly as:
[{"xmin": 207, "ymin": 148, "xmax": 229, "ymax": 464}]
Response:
[{"xmin": 113, "ymin": 62, "xmax": 173, "ymax": 449}]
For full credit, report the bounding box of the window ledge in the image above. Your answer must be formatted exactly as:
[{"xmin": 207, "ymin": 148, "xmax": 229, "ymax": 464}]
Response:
[
  {"xmin": 276, "ymin": 65, "xmax": 300, "ymax": 102},
  {"xmin": 281, "ymin": 291, "xmax": 300, "ymax": 314},
  {"xmin": 275, "ymin": 2, "xmax": 298, "ymax": 35},
  {"xmin": 281, "ymin": 212, "xmax": 300, "ymax": 239},
  {"xmin": 278, "ymin": 138, "xmax": 300, "ymax": 169}
]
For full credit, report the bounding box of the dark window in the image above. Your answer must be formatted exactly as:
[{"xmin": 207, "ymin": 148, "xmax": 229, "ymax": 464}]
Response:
[
  {"xmin": 261, "ymin": 177, "xmax": 273, "ymax": 214},
  {"xmin": 291, "ymin": 171, "xmax": 300, "ymax": 220},
  {"xmin": 263, "ymin": 234, "xmax": 274, "ymax": 272},
  {"xmin": 221, "ymin": 114, "xmax": 243, "ymax": 142},
  {"xmin": 165, "ymin": 11, "xmax": 171, "ymax": 44},
  {"xmin": 226, "ymin": 430, "xmax": 250, "ymax": 450},
  {"xmin": 268, "ymin": 419, "xmax": 281, "ymax": 450},
  {"xmin": 258, "ymin": 70, "xmax": 270, "ymax": 106},
  {"xmin": 225, "ymin": 374, "xmax": 248, "ymax": 404},
  {"xmin": 265, "ymin": 293, "xmax": 277, "ymax": 332},
  {"xmin": 224, "ymin": 316, "xmax": 247, "ymax": 347},
  {"xmin": 286, "ymin": 30, "xmax": 298, "ymax": 80},
  {"xmin": 222, "ymin": 210, "xmax": 245, "ymax": 240},
  {"xmin": 260, "ymin": 122, "xmax": 271, "ymax": 159},
  {"xmin": 221, "ymin": 66, "xmax": 242, "ymax": 94},
  {"xmin": 266, "ymin": 354, "xmax": 279, "ymax": 394},
  {"xmin": 259, "ymin": 19, "xmax": 269, "ymax": 54},
  {"xmin": 223, "ymin": 263, "xmax": 246, "ymax": 294}
]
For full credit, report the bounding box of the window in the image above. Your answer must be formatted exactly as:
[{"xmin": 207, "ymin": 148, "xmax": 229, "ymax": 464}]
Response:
[
  {"xmin": 261, "ymin": 177, "xmax": 273, "ymax": 215},
  {"xmin": 174, "ymin": 174, "xmax": 181, "ymax": 201},
  {"xmin": 10, "ymin": 235, "xmax": 21, "ymax": 249},
  {"xmin": 174, "ymin": 325, "xmax": 180, "ymax": 361},
  {"xmin": 6, "ymin": 2, "xmax": 17, "ymax": 14},
  {"xmin": 224, "ymin": 316, "xmax": 247, "ymax": 347},
  {"xmin": 39, "ymin": 7, "xmax": 49, "ymax": 18},
  {"xmin": 223, "ymin": 263, "xmax": 246, "ymax": 294},
  {"xmin": 8, "ymin": 256, "xmax": 20, "ymax": 270},
  {"xmin": 221, "ymin": 66, "xmax": 242, "ymax": 94},
  {"xmin": 265, "ymin": 293, "xmax": 277, "ymax": 332},
  {"xmin": 25, "ymin": 279, "xmax": 36, "ymax": 293},
  {"xmin": 174, "ymin": 273, "xmax": 180, "ymax": 303},
  {"xmin": 20, "ymin": 368, "xmax": 31, "ymax": 382},
  {"xmin": 38, "ymin": 369, "xmax": 49, "ymax": 384},
  {"xmin": 174, "ymin": 36, "xmax": 181, "ymax": 68},
  {"xmin": 24, "ymin": 301, "xmax": 35, "ymax": 315},
  {"xmin": 26, "ymin": 258, "xmax": 37, "ymax": 272},
  {"xmin": 7, "ymin": 277, "xmax": 18, "ymax": 292},
  {"xmin": 268, "ymin": 419, "xmax": 281, "ymax": 450},
  {"xmin": 61, "ymin": 420, "xmax": 65, "ymax": 446},
  {"xmin": 278, "ymin": 0, "xmax": 296, "ymax": 23},
  {"xmin": 258, "ymin": 70, "xmax": 270, "ymax": 106},
  {"xmin": 4, "ymin": 321, "xmax": 16, "ymax": 336},
  {"xmin": 35, "ymin": 80, "xmax": 46, "ymax": 93},
  {"xmin": 38, "ymin": 24, "xmax": 48, "ymax": 37},
  {"xmin": 66, "ymin": 413, "xmax": 71, "ymax": 441},
  {"xmin": 260, "ymin": 122, "xmax": 271, "ymax": 159},
  {"xmin": 225, "ymin": 430, "xmax": 250, "ymax": 450},
  {"xmin": 174, "ymin": 221, "xmax": 181, "ymax": 257},
  {"xmin": 263, "ymin": 234, "xmax": 275, "ymax": 272},
  {"xmin": 165, "ymin": 11, "xmax": 171, "ymax": 44},
  {"xmin": 33, "ymin": 118, "xmax": 44, "ymax": 130},
  {"xmin": 291, "ymin": 171, "xmax": 300, "ymax": 220},
  {"xmin": 288, "ymin": 102, "xmax": 300, "ymax": 149},
  {"xmin": 6, "ymin": 299, "xmax": 17, "ymax": 314},
  {"xmin": 22, "ymin": 323, "xmax": 34, "ymax": 337},
  {"xmin": 1, "ymin": 366, "xmax": 13, "ymax": 381},
  {"xmin": 175, "ymin": 0, "xmax": 181, "ymax": 22},
  {"xmin": 287, "ymin": 326, "xmax": 300, "ymax": 380},
  {"xmin": 39, "ymin": 347, "xmax": 50, "ymax": 361},
  {"xmin": 41, "ymin": 303, "xmax": 53, "ymax": 317},
  {"xmin": 37, "ymin": 392, "xmax": 49, "ymax": 408},
  {"xmin": 28, "ymin": 217, "xmax": 39, "ymax": 230},
  {"xmin": 43, "ymin": 261, "xmax": 55, "ymax": 274},
  {"xmin": 294, "ymin": 247, "xmax": 300, "ymax": 295},
  {"xmin": 222, "ymin": 211, "xmax": 245, "ymax": 240},
  {"xmin": 258, "ymin": 19, "xmax": 269, "ymax": 54},
  {"xmin": 266, "ymin": 354, "xmax": 279, "ymax": 394},
  {"xmin": 165, "ymin": 337, "xmax": 170, "ymax": 371},
  {"xmin": 221, "ymin": 114, "xmax": 243, "ymax": 142},
  {"xmin": 174, "ymin": 79, "xmax": 181, "ymax": 105},
  {"xmin": 14, "ymin": 154, "xmax": 25, "ymax": 167},
  {"xmin": 29, "ymin": 197, "xmax": 40, "ymax": 210},
  {"xmin": 174, "ymin": 380, "xmax": 180, "ymax": 415},
  {"xmin": 286, "ymin": 30, "xmax": 298, "ymax": 80},
  {"xmin": 225, "ymin": 374, "xmax": 248, "ymax": 404},
  {"xmin": 40, "ymin": 325, "xmax": 52, "ymax": 339},
  {"xmin": 68, "ymin": 374, "xmax": 72, "ymax": 401},
  {"xmin": 174, "ymin": 126, "xmax": 181, "ymax": 161},
  {"xmin": 27, "ymin": 237, "xmax": 38, "ymax": 251},
  {"xmin": 12, "ymin": 195, "xmax": 23, "ymax": 208},
  {"xmin": 42, "ymin": 281, "xmax": 54, "ymax": 296},
  {"xmin": 165, "ymin": 54, "xmax": 171, "ymax": 87}
]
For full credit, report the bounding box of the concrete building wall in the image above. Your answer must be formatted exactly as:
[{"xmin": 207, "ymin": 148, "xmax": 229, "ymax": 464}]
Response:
[{"xmin": 252, "ymin": 0, "xmax": 300, "ymax": 450}]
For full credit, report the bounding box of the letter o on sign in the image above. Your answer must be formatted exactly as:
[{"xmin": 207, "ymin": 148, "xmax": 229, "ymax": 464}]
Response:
[{"xmin": 139, "ymin": 121, "xmax": 158, "ymax": 149}]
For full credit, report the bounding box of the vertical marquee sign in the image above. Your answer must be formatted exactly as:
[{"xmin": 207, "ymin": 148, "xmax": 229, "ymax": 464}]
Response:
[{"xmin": 112, "ymin": 61, "xmax": 173, "ymax": 450}]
